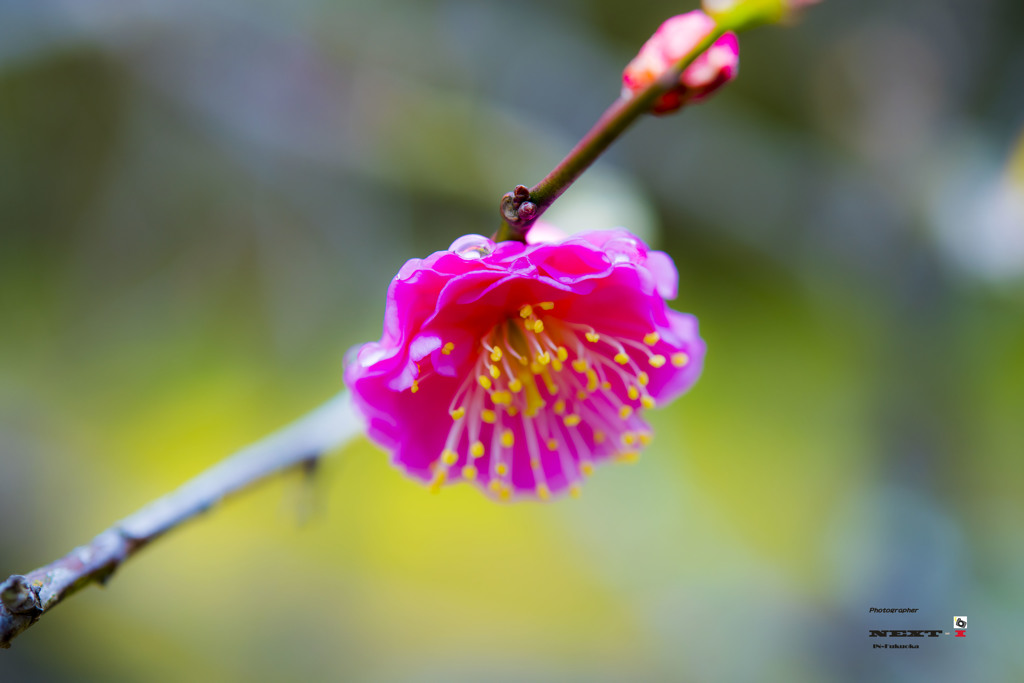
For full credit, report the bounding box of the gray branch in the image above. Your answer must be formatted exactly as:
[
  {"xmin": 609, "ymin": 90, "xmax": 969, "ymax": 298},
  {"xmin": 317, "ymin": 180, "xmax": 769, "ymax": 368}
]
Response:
[{"xmin": 0, "ymin": 390, "xmax": 362, "ymax": 649}]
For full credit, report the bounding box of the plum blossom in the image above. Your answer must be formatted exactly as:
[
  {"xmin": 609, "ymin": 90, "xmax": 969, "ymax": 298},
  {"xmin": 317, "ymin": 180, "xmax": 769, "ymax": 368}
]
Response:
[
  {"xmin": 344, "ymin": 229, "xmax": 705, "ymax": 500},
  {"xmin": 622, "ymin": 11, "xmax": 740, "ymax": 115}
]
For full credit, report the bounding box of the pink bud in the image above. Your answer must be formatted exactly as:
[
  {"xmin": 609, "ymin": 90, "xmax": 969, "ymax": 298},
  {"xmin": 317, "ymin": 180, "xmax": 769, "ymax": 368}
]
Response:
[{"xmin": 622, "ymin": 11, "xmax": 740, "ymax": 115}]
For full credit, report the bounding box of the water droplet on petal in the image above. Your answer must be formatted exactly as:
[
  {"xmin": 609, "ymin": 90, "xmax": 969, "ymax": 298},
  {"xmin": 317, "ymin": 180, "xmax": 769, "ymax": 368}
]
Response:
[
  {"xmin": 449, "ymin": 234, "xmax": 495, "ymax": 260},
  {"xmin": 604, "ymin": 236, "xmax": 640, "ymax": 264}
]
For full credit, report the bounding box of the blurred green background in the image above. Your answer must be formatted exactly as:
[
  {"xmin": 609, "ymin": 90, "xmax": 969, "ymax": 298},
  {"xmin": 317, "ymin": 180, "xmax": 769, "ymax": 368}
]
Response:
[{"xmin": 2, "ymin": 0, "xmax": 1023, "ymax": 680}]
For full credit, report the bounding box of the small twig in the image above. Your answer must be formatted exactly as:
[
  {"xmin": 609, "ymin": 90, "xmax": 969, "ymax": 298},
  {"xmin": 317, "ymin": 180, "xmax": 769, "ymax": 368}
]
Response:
[
  {"xmin": 495, "ymin": 26, "xmax": 727, "ymax": 242},
  {"xmin": 0, "ymin": 390, "xmax": 362, "ymax": 649}
]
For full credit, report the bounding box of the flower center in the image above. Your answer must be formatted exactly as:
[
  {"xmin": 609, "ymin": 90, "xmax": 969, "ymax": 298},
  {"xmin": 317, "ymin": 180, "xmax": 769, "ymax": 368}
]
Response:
[{"xmin": 426, "ymin": 302, "xmax": 689, "ymax": 499}]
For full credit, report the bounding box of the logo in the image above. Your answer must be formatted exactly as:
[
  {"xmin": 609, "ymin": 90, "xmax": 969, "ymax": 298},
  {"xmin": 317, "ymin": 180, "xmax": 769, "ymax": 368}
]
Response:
[{"xmin": 953, "ymin": 616, "xmax": 967, "ymax": 638}]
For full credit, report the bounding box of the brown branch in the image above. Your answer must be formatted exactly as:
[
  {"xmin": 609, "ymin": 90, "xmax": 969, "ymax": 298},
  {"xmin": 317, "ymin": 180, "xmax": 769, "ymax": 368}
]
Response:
[{"xmin": 0, "ymin": 391, "xmax": 361, "ymax": 649}]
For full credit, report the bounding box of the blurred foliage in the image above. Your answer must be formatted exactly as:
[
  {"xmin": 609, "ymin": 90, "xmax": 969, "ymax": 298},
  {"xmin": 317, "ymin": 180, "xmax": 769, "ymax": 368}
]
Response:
[{"xmin": 1, "ymin": 0, "xmax": 1023, "ymax": 681}]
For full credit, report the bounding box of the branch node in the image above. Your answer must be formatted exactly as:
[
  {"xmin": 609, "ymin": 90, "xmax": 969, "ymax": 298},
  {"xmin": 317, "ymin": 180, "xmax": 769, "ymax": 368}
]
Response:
[{"xmin": 0, "ymin": 575, "xmax": 41, "ymax": 615}]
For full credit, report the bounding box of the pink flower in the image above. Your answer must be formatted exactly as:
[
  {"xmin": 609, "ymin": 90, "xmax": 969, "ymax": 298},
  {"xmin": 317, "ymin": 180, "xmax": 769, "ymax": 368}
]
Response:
[
  {"xmin": 622, "ymin": 11, "xmax": 740, "ymax": 115},
  {"xmin": 344, "ymin": 230, "xmax": 705, "ymax": 501}
]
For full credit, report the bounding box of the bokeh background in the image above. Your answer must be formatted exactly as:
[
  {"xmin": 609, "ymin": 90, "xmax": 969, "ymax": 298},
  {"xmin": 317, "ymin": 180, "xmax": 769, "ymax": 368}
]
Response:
[{"xmin": 2, "ymin": 0, "xmax": 1023, "ymax": 680}]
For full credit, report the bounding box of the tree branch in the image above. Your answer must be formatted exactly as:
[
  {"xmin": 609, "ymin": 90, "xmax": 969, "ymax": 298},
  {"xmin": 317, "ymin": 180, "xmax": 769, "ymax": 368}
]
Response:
[{"xmin": 0, "ymin": 390, "xmax": 362, "ymax": 649}]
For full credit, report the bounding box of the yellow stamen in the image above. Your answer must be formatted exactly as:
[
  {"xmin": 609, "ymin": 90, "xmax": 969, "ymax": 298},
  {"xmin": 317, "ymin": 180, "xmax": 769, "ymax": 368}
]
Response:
[
  {"xmin": 627, "ymin": 386, "xmax": 639, "ymax": 400},
  {"xmin": 593, "ymin": 431, "xmax": 606, "ymax": 444},
  {"xmin": 637, "ymin": 371, "xmax": 650, "ymax": 386},
  {"xmin": 581, "ymin": 462, "xmax": 594, "ymax": 476},
  {"xmin": 478, "ymin": 375, "xmax": 492, "ymax": 390},
  {"xmin": 537, "ymin": 484, "xmax": 550, "ymax": 500},
  {"xmin": 492, "ymin": 391, "xmax": 512, "ymax": 405},
  {"xmin": 489, "ymin": 479, "xmax": 502, "ymax": 492},
  {"xmin": 462, "ymin": 464, "xmax": 477, "ymax": 480},
  {"xmin": 470, "ymin": 441, "xmax": 485, "ymax": 458},
  {"xmin": 430, "ymin": 470, "xmax": 446, "ymax": 493},
  {"xmin": 619, "ymin": 451, "xmax": 640, "ymax": 463},
  {"xmin": 481, "ymin": 409, "xmax": 497, "ymax": 424},
  {"xmin": 619, "ymin": 405, "xmax": 633, "ymax": 420},
  {"xmin": 569, "ymin": 484, "xmax": 582, "ymax": 498},
  {"xmin": 411, "ymin": 380, "xmax": 419, "ymax": 393},
  {"xmin": 643, "ymin": 332, "xmax": 660, "ymax": 346},
  {"xmin": 585, "ymin": 331, "xmax": 600, "ymax": 343},
  {"xmin": 507, "ymin": 406, "xmax": 519, "ymax": 417},
  {"xmin": 450, "ymin": 407, "xmax": 466, "ymax": 420},
  {"xmin": 672, "ymin": 352, "xmax": 689, "ymax": 367},
  {"xmin": 586, "ymin": 370, "xmax": 599, "ymax": 392},
  {"xmin": 577, "ymin": 390, "xmax": 588, "ymax": 400},
  {"xmin": 489, "ymin": 364, "xmax": 501, "ymax": 379},
  {"xmin": 556, "ymin": 346, "xmax": 569, "ymax": 362},
  {"xmin": 490, "ymin": 346, "xmax": 503, "ymax": 362},
  {"xmin": 571, "ymin": 359, "xmax": 588, "ymax": 373},
  {"xmin": 649, "ymin": 355, "xmax": 667, "ymax": 368},
  {"xmin": 602, "ymin": 381, "xmax": 611, "ymax": 390},
  {"xmin": 533, "ymin": 319, "xmax": 545, "ymax": 333},
  {"xmin": 553, "ymin": 399, "xmax": 566, "ymax": 415},
  {"xmin": 563, "ymin": 414, "xmax": 582, "ymax": 427},
  {"xmin": 441, "ymin": 342, "xmax": 454, "ymax": 355},
  {"xmin": 499, "ymin": 487, "xmax": 511, "ymax": 501},
  {"xmin": 508, "ymin": 378, "xmax": 523, "ymax": 393},
  {"xmin": 538, "ymin": 301, "xmax": 555, "ymax": 310},
  {"xmin": 496, "ymin": 462, "xmax": 509, "ymax": 476},
  {"xmin": 641, "ymin": 396, "xmax": 656, "ymax": 409},
  {"xmin": 519, "ymin": 304, "xmax": 533, "ymax": 318},
  {"xmin": 536, "ymin": 351, "xmax": 550, "ymax": 366},
  {"xmin": 639, "ymin": 432, "xmax": 652, "ymax": 445},
  {"xmin": 442, "ymin": 449, "xmax": 458, "ymax": 466},
  {"xmin": 614, "ymin": 352, "xmax": 629, "ymax": 365},
  {"xmin": 621, "ymin": 432, "xmax": 636, "ymax": 446},
  {"xmin": 551, "ymin": 359, "xmax": 563, "ymax": 372},
  {"xmin": 501, "ymin": 429, "xmax": 515, "ymax": 447},
  {"xmin": 546, "ymin": 439, "xmax": 558, "ymax": 451}
]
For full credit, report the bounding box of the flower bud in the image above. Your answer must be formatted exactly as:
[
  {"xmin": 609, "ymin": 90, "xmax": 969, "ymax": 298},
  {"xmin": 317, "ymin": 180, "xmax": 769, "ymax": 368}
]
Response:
[{"xmin": 621, "ymin": 11, "xmax": 740, "ymax": 115}]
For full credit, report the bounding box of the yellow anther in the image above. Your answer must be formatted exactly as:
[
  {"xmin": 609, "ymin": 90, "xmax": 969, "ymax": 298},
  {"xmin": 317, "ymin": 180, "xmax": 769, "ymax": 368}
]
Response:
[
  {"xmin": 537, "ymin": 484, "xmax": 550, "ymax": 500},
  {"xmin": 563, "ymin": 414, "xmax": 582, "ymax": 427},
  {"xmin": 672, "ymin": 352, "xmax": 689, "ymax": 367},
  {"xmin": 546, "ymin": 439, "xmax": 558, "ymax": 451},
  {"xmin": 627, "ymin": 386, "xmax": 639, "ymax": 400},
  {"xmin": 619, "ymin": 451, "xmax": 640, "ymax": 463},
  {"xmin": 507, "ymin": 406, "xmax": 519, "ymax": 417},
  {"xmin": 639, "ymin": 432, "xmax": 652, "ymax": 445},
  {"xmin": 551, "ymin": 359, "xmax": 563, "ymax": 372},
  {"xmin": 501, "ymin": 429, "xmax": 515, "ymax": 447},
  {"xmin": 450, "ymin": 407, "xmax": 466, "ymax": 420},
  {"xmin": 577, "ymin": 390, "xmax": 588, "ymax": 400},
  {"xmin": 519, "ymin": 304, "xmax": 533, "ymax": 319},
  {"xmin": 430, "ymin": 470, "xmax": 447, "ymax": 493},
  {"xmin": 593, "ymin": 431, "xmax": 606, "ymax": 444},
  {"xmin": 490, "ymin": 346, "xmax": 503, "ymax": 362},
  {"xmin": 585, "ymin": 331, "xmax": 600, "ymax": 343},
  {"xmin": 462, "ymin": 464, "xmax": 478, "ymax": 480},
  {"xmin": 489, "ymin": 479, "xmax": 502, "ymax": 492},
  {"xmin": 532, "ymin": 319, "xmax": 545, "ymax": 333},
  {"xmin": 538, "ymin": 301, "xmax": 555, "ymax": 310},
  {"xmin": 586, "ymin": 370, "xmax": 599, "ymax": 392},
  {"xmin": 481, "ymin": 409, "xmax": 497, "ymax": 424},
  {"xmin": 470, "ymin": 441, "xmax": 485, "ymax": 458},
  {"xmin": 496, "ymin": 462, "xmax": 509, "ymax": 476},
  {"xmin": 602, "ymin": 381, "xmax": 611, "ymax": 390},
  {"xmin": 478, "ymin": 375, "xmax": 492, "ymax": 390},
  {"xmin": 530, "ymin": 361, "xmax": 543, "ymax": 375},
  {"xmin": 530, "ymin": 457, "xmax": 540, "ymax": 468},
  {"xmin": 614, "ymin": 352, "xmax": 629, "ymax": 365},
  {"xmin": 556, "ymin": 346, "xmax": 569, "ymax": 362},
  {"xmin": 569, "ymin": 484, "xmax": 582, "ymax": 498},
  {"xmin": 536, "ymin": 351, "xmax": 550, "ymax": 366},
  {"xmin": 489, "ymin": 364, "xmax": 501, "ymax": 379},
  {"xmin": 637, "ymin": 371, "xmax": 650, "ymax": 386},
  {"xmin": 491, "ymin": 391, "xmax": 512, "ymax": 405},
  {"xmin": 553, "ymin": 399, "xmax": 566, "ymax": 415},
  {"xmin": 411, "ymin": 380, "xmax": 419, "ymax": 394},
  {"xmin": 442, "ymin": 449, "xmax": 458, "ymax": 466},
  {"xmin": 508, "ymin": 378, "xmax": 523, "ymax": 393},
  {"xmin": 571, "ymin": 359, "xmax": 588, "ymax": 373},
  {"xmin": 581, "ymin": 462, "xmax": 595, "ymax": 476},
  {"xmin": 643, "ymin": 332, "xmax": 660, "ymax": 346},
  {"xmin": 499, "ymin": 487, "xmax": 511, "ymax": 501},
  {"xmin": 619, "ymin": 405, "xmax": 633, "ymax": 420},
  {"xmin": 649, "ymin": 355, "xmax": 667, "ymax": 368},
  {"xmin": 441, "ymin": 342, "xmax": 455, "ymax": 355},
  {"xmin": 641, "ymin": 396, "xmax": 656, "ymax": 409},
  {"xmin": 621, "ymin": 432, "xmax": 636, "ymax": 446}
]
